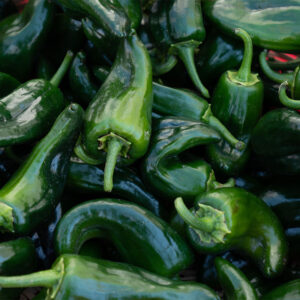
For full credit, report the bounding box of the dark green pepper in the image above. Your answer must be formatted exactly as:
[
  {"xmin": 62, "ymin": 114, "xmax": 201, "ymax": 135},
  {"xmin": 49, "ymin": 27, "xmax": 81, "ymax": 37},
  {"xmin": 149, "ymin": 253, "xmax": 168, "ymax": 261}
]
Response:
[
  {"xmin": 261, "ymin": 279, "xmax": 300, "ymax": 300},
  {"xmin": 175, "ymin": 187, "xmax": 288, "ymax": 277},
  {"xmin": 68, "ymin": 51, "xmax": 99, "ymax": 107},
  {"xmin": 203, "ymin": 0, "xmax": 300, "ymax": 51},
  {"xmin": 0, "ymin": 0, "xmax": 54, "ymax": 81},
  {"xmin": 66, "ymin": 160, "xmax": 162, "ymax": 217},
  {"xmin": 150, "ymin": 0, "xmax": 209, "ymax": 97},
  {"xmin": 153, "ymin": 82, "xmax": 244, "ymax": 150},
  {"xmin": 0, "ymin": 103, "xmax": 83, "ymax": 235},
  {"xmin": 141, "ymin": 117, "xmax": 235, "ymax": 202},
  {"xmin": 54, "ymin": 199, "xmax": 193, "ymax": 277},
  {"xmin": 215, "ymin": 257, "xmax": 258, "ymax": 300},
  {"xmin": 0, "ymin": 51, "xmax": 73, "ymax": 147},
  {"xmin": 0, "ymin": 72, "xmax": 20, "ymax": 98},
  {"xmin": 206, "ymin": 28, "xmax": 263, "ymax": 176},
  {"xmin": 0, "ymin": 254, "xmax": 220, "ymax": 300},
  {"xmin": 76, "ymin": 32, "xmax": 152, "ymax": 192}
]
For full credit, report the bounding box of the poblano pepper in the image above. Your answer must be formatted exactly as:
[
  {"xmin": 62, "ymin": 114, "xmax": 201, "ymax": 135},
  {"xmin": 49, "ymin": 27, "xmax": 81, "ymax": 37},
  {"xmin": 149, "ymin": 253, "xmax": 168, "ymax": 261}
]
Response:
[
  {"xmin": 149, "ymin": 0, "xmax": 209, "ymax": 97},
  {"xmin": 0, "ymin": 103, "xmax": 83, "ymax": 235},
  {"xmin": 76, "ymin": 32, "xmax": 152, "ymax": 192},
  {"xmin": 175, "ymin": 187, "xmax": 288, "ymax": 278},
  {"xmin": 0, "ymin": 72, "xmax": 20, "ymax": 98},
  {"xmin": 0, "ymin": 0, "xmax": 54, "ymax": 81},
  {"xmin": 141, "ymin": 117, "xmax": 235, "ymax": 202},
  {"xmin": 0, "ymin": 254, "xmax": 220, "ymax": 300},
  {"xmin": 206, "ymin": 28, "xmax": 263, "ymax": 176},
  {"xmin": 0, "ymin": 51, "xmax": 73, "ymax": 147}
]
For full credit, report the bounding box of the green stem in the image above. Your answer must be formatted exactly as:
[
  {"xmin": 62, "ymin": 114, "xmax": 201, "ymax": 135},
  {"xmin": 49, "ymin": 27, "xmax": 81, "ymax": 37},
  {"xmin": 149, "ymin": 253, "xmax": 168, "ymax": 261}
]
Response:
[
  {"xmin": 74, "ymin": 143, "xmax": 104, "ymax": 165},
  {"xmin": 50, "ymin": 51, "xmax": 74, "ymax": 87},
  {"xmin": 279, "ymin": 81, "xmax": 300, "ymax": 109},
  {"xmin": 103, "ymin": 137, "xmax": 124, "ymax": 192},
  {"xmin": 0, "ymin": 270, "xmax": 60, "ymax": 288},
  {"xmin": 235, "ymin": 28, "xmax": 253, "ymax": 82},
  {"xmin": 171, "ymin": 41, "xmax": 210, "ymax": 98},
  {"xmin": 259, "ymin": 51, "xmax": 293, "ymax": 84}
]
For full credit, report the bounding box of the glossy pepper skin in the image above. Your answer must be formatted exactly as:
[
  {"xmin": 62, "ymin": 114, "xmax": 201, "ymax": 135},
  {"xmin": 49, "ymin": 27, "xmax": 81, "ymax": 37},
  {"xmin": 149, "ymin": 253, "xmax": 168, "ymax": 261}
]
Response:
[
  {"xmin": 0, "ymin": 104, "xmax": 83, "ymax": 235},
  {"xmin": 0, "ymin": 72, "xmax": 20, "ymax": 98},
  {"xmin": 215, "ymin": 257, "xmax": 258, "ymax": 300},
  {"xmin": 77, "ymin": 32, "xmax": 152, "ymax": 192},
  {"xmin": 0, "ymin": 51, "xmax": 73, "ymax": 147},
  {"xmin": 0, "ymin": 238, "xmax": 39, "ymax": 300},
  {"xmin": 252, "ymin": 108, "xmax": 300, "ymax": 175},
  {"xmin": 0, "ymin": 0, "xmax": 54, "ymax": 81},
  {"xmin": 0, "ymin": 254, "xmax": 220, "ymax": 300},
  {"xmin": 152, "ymin": 83, "xmax": 244, "ymax": 150},
  {"xmin": 203, "ymin": 0, "xmax": 300, "ymax": 51},
  {"xmin": 261, "ymin": 279, "xmax": 300, "ymax": 300},
  {"xmin": 150, "ymin": 0, "xmax": 209, "ymax": 97},
  {"xmin": 68, "ymin": 51, "xmax": 98, "ymax": 107},
  {"xmin": 54, "ymin": 199, "xmax": 193, "ymax": 277},
  {"xmin": 207, "ymin": 29, "xmax": 263, "ymax": 176},
  {"xmin": 175, "ymin": 187, "xmax": 288, "ymax": 277},
  {"xmin": 67, "ymin": 161, "xmax": 162, "ymax": 217},
  {"xmin": 141, "ymin": 117, "xmax": 236, "ymax": 202}
]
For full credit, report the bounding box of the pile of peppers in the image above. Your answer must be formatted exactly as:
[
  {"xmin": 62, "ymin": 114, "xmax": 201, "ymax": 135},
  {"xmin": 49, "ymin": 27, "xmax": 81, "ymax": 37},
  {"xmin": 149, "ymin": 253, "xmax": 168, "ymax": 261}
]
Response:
[{"xmin": 0, "ymin": 0, "xmax": 299, "ymax": 299}]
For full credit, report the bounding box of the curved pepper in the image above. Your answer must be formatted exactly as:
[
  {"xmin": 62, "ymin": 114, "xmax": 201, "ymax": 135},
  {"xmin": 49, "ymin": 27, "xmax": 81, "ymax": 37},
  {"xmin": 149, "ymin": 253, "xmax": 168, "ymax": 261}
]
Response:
[
  {"xmin": 0, "ymin": 103, "xmax": 83, "ymax": 235},
  {"xmin": 67, "ymin": 160, "xmax": 162, "ymax": 217},
  {"xmin": 153, "ymin": 83, "xmax": 244, "ymax": 150},
  {"xmin": 0, "ymin": 254, "xmax": 220, "ymax": 300},
  {"xmin": 150, "ymin": 0, "xmax": 209, "ymax": 97},
  {"xmin": 175, "ymin": 187, "xmax": 288, "ymax": 277},
  {"xmin": 203, "ymin": 0, "xmax": 300, "ymax": 51},
  {"xmin": 68, "ymin": 51, "xmax": 99, "ymax": 107},
  {"xmin": 215, "ymin": 257, "xmax": 258, "ymax": 300},
  {"xmin": 0, "ymin": 0, "xmax": 54, "ymax": 81},
  {"xmin": 54, "ymin": 199, "xmax": 193, "ymax": 277},
  {"xmin": 206, "ymin": 28, "xmax": 263, "ymax": 176},
  {"xmin": 141, "ymin": 117, "xmax": 235, "ymax": 202},
  {"xmin": 77, "ymin": 32, "xmax": 152, "ymax": 192},
  {"xmin": 0, "ymin": 51, "xmax": 73, "ymax": 147},
  {"xmin": 261, "ymin": 279, "xmax": 300, "ymax": 300},
  {"xmin": 0, "ymin": 72, "xmax": 20, "ymax": 98}
]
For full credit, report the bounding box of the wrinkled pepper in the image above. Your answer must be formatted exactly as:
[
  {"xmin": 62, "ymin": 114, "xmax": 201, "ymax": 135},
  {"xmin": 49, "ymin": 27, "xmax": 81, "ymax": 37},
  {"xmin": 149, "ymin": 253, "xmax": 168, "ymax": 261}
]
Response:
[
  {"xmin": 76, "ymin": 32, "xmax": 152, "ymax": 192},
  {"xmin": 0, "ymin": 103, "xmax": 83, "ymax": 235},
  {"xmin": 175, "ymin": 187, "xmax": 288, "ymax": 277},
  {"xmin": 0, "ymin": 254, "xmax": 220, "ymax": 300},
  {"xmin": 206, "ymin": 28, "xmax": 263, "ymax": 176},
  {"xmin": 54, "ymin": 198, "xmax": 193, "ymax": 277},
  {"xmin": 0, "ymin": 0, "xmax": 54, "ymax": 81}
]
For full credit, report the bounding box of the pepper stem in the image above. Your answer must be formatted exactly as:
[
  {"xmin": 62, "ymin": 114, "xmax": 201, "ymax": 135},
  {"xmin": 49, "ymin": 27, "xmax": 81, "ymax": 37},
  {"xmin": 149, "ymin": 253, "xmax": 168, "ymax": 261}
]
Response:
[
  {"xmin": 0, "ymin": 202, "xmax": 14, "ymax": 233},
  {"xmin": 170, "ymin": 41, "xmax": 210, "ymax": 98},
  {"xmin": 234, "ymin": 28, "xmax": 253, "ymax": 82},
  {"xmin": 50, "ymin": 51, "xmax": 74, "ymax": 87},
  {"xmin": 174, "ymin": 197, "xmax": 230, "ymax": 243},
  {"xmin": 259, "ymin": 51, "xmax": 293, "ymax": 84},
  {"xmin": 0, "ymin": 269, "xmax": 61, "ymax": 288},
  {"xmin": 279, "ymin": 81, "xmax": 300, "ymax": 109},
  {"xmin": 203, "ymin": 106, "xmax": 245, "ymax": 150}
]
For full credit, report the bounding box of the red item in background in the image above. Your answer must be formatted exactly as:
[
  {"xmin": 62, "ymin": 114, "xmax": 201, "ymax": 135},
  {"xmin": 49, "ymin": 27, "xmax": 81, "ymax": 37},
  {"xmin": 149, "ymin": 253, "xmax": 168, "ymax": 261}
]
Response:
[{"xmin": 12, "ymin": 0, "xmax": 28, "ymax": 11}]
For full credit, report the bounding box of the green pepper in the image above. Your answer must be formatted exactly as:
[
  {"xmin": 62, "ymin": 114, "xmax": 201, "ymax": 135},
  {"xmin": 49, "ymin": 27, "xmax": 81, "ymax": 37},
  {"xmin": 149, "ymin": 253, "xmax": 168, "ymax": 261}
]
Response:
[
  {"xmin": 0, "ymin": 254, "xmax": 220, "ymax": 300},
  {"xmin": 141, "ymin": 117, "xmax": 235, "ymax": 202},
  {"xmin": 215, "ymin": 257, "xmax": 258, "ymax": 300},
  {"xmin": 0, "ymin": 103, "xmax": 83, "ymax": 235},
  {"xmin": 175, "ymin": 187, "xmax": 288, "ymax": 277},
  {"xmin": 0, "ymin": 238, "xmax": 39, "ymax": 300},
  {"xmin": 149, "ymin": 0, "xmax": 209, "ymax": 97},
  {"xmin": 54, "ymin": 198, "xmax": 193, "ymax": 277},
  {"xmin": 67, "ymin": 160, "xmax": 162, "ymax": 217},
  {"xmin": 68, "ymin": 51, "xmax": 99, "ymax": 107},
  {"xmin": 0, "ymin": 0, "xmax": 54, "ymax": 81},
  {"xmin": 153, "ymin": 83, "xmax": 244, "ymax": 150},
  {"xmin": 252, "ymin": 108, "xmax": 300, "ymax": 175},
  {"xmin": 0, "ymin": 72, "xmax": 20, "ymax": 98},
  {"xmin": 261, "ymin": 279, "xmax": 300, "ymax": 300},
  {"xmin": 203, "ymin": 0, "xmax": 300, "ymax": 51},
  {"xmin": 0, "ymin": 51, "xmax": 73, "ymax": 147},
  {"xmin": 76, "ymin": 32, "xmax": 152, "ymax": 192},
  {"xmin": 206, "ymin": 28, "xmax": 263, "ymax": 176}
]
